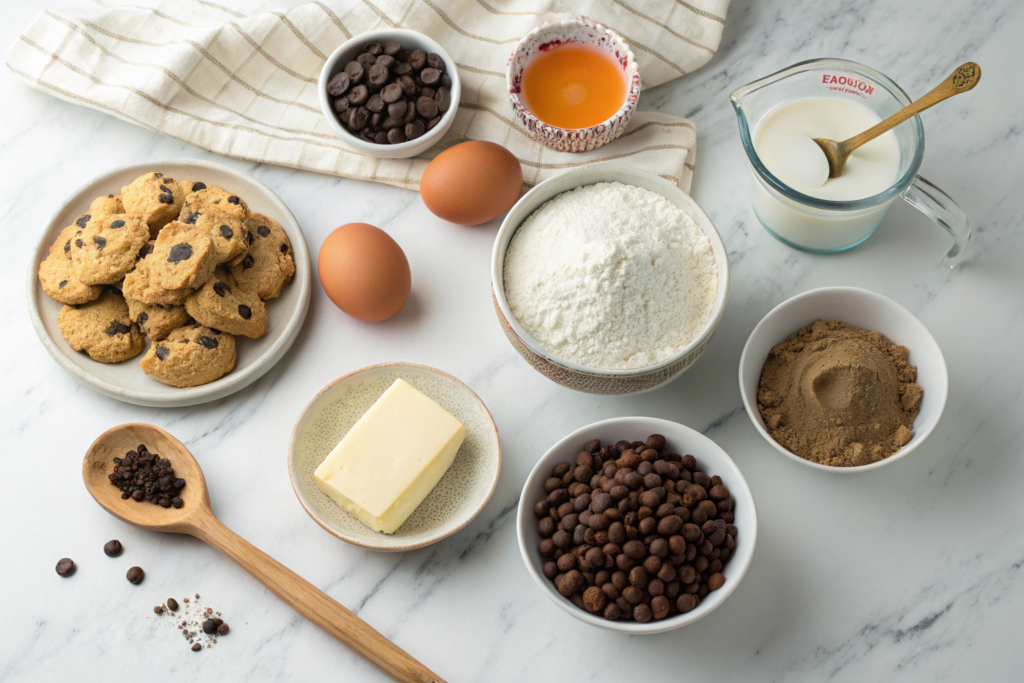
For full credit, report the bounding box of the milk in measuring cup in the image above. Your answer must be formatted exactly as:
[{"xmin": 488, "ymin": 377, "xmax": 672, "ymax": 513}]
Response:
[{"xmin": 751, "ymin": 97, "xmax": 900, "ymax": 251}]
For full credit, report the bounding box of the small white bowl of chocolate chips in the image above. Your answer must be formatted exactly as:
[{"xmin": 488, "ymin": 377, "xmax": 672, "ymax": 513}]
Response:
[
  {"xmin": 318, "ymin": 29, "xmax": 460, "ymax": 159},
  {"xmin": 517, "ymin": 417, "xmax": 757, "ymax": 633}
]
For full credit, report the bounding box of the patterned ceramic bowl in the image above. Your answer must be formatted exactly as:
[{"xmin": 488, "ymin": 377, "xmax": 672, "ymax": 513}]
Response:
[
  {"xmin": 491, "ymin": 165, "xmax": 730, "ymax": 395},
  {"xmin": 507, "ymin": 18, "xmax": 640, "ymax": 153},
  {"xmin": 288, "ymin": 363, "xmax": 501, "ymax": 551}
]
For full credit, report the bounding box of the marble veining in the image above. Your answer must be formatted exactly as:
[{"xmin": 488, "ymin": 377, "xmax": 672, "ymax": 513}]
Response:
[{"xmin": 2, "ymin": 0, "xmax": 1024, "ymax": 681}]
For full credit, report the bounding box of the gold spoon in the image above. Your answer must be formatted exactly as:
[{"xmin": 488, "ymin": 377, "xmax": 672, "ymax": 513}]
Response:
[
  {"xmin": 814, "ymin": 62, "xmax": 981, "ymax": 178},
  {"xmin": 83, "ymin": 423, "xmax": 444, "ymax": 683}
]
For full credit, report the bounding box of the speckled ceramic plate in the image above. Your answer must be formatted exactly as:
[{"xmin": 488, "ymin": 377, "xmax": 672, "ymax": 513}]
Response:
[
  {"xmin": 288, "ymin": 363, "xmax": 501, "ymax": 551},
  {"xmin": 27, "ymin": 158, "xmax": 311, "ymax": 407}
]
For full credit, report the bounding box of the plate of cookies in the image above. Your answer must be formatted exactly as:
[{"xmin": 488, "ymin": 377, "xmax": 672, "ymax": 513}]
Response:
[{"xmin": 28, "ymin": 159, "xmax": 311, "ymax": 407}]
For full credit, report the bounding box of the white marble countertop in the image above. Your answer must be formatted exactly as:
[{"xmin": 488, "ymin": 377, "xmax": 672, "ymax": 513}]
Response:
[{"xmin": 3, "ymin": 1, "xmax": 1023, "ymax": 681}]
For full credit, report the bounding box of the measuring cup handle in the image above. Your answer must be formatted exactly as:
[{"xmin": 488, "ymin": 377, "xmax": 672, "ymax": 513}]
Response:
[{"xmin": 902, "ymin": 175, "xmax": 971, "ymax": 267}]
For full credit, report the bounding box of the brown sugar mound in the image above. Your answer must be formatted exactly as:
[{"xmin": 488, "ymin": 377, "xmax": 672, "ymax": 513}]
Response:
[{"xmin": 756, "ymin": 320, "xmax": 923, "ymax": 467}]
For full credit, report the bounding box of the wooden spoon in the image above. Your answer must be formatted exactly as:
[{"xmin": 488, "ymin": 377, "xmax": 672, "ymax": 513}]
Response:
[
  {"xmin": 83, "ymin": 423, "xmax": 444, "ymax": 683},
  {"xmin": 814, "ymin": 62, "xmax": 981, "ymax": 178}
]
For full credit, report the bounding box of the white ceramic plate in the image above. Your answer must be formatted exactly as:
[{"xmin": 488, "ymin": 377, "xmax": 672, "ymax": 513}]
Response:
[
  {"xmin": 517, "ymin": 417, "xmax": 757, "ymax": 634},
  {"xmin": 738, "ymin": 286, "xmax": 948, "ymax": 472},
  {"xmin": 27, "ymin": 159, "xmax": 311, "ymax": 407},
  {"xmin": 288, "ymin": 363, "xmax": 501, "ymax": 551}
]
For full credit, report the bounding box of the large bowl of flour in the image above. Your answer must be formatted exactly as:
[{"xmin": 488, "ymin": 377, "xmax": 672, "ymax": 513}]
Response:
[{"xmin": 492, "ymin": 165, "xmax": 729, "ymax": 395}]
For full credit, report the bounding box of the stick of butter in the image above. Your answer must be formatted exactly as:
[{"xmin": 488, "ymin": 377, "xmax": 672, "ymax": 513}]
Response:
[{"xmin": 314, "ymin": 378, "xmax": 466, "ymax": 534}]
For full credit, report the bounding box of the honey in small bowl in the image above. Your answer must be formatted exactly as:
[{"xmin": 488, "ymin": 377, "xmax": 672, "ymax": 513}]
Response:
[{"xmin": 520, "ymin": 42, "xmax": 627, "ymax": 130}]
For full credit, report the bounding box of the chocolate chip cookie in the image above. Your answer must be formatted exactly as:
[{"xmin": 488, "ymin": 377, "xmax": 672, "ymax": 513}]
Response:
[
  {"xmin": 122, "ymin": 172, "xmax": 185, "ymax": 237},
  {"xmin": 229, "ymin": 213, "xmax": 295, "ymax": 300},
  {"xmin": 192, "ymin": 211, "xmax": 247, "ymax": 265},
  {"xmin": 39, "ymin": 224, "xmax": 103, "ymax": 305},
  {"xmin": 151, "ymin": 221, "xmax": 216, "ymax": 290},
  {"xmin": 122, "ymin": 250, "xmax": 192, "ymax": 306},
  {"xmin": 180, "ymin": 185, "xmax": 249, "ymax": 225},
  {"xmin": 185, "ymin": 271, "xmax": 267, "ymax": 338},
  {"xmin": 88, "ymin": 194, "xmax": 124, "ymax": 219},
  {"xmin": 139, "ymin": 324, "xmax": 236, "ymax": 387},
  {"xmin": 70, "ymin": 214, "xmax": 150, "ymax": 285},
  {"xmin": 57, "ymin": 288, "xmax": 145, "ymax": 363},
  {"xmin": 126, "ymin": 298, "xmax": 192, "ymax": 341}
]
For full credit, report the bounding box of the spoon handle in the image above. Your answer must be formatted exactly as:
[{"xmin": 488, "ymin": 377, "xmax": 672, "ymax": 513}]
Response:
[
  {"xmin": 192, "ymin": 515, "xmax": 445, "ymax": 683},
  {"xmin": 843, "ymin": 62, "xmax": 981, "ymax": 153}
]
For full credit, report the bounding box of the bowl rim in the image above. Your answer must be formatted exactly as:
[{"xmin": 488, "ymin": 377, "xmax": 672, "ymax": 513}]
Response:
[
  {"xmin": 25, "ymin": 157, "xmax": 311, "ymax": 407},
  {"xmin": 317, "ymin": 28, "xmax": 462, "ymax": 156},
  {"xmin": 506, "ymin": 17, "xmax": 639, "ymax": 133},
  {"xmin": 516, "ymin": 416, "xmax": 758, "ymax": 633},
  {"xmin": 287, "ymin": 362, "xmax": 502, "ymax": 551},
  {"xmin": 737, "ymin": 286, "xmax": 949, "ymax": 473},
  {"xmin": 490, "ymin": 164, "xmax": 731, "ymax": 378}
]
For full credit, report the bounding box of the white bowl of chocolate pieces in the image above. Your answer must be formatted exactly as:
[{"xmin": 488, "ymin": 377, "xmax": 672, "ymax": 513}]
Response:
[
  {"xmin": 318, "ymin": 29, "xmax": 461, "ymax": 158},
  {"xmin": 517, "ymin": 417, "xmax": 757, "ymax": 634}
]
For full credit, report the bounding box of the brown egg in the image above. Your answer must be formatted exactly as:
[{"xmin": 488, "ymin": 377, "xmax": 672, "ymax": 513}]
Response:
[
  {"xmin": 420, "ymin": 141, "xmax": 523, "ymax": 225},
  {"xmin": 318, "ymin": 223, "xmax": 410, "ymax": 322}
]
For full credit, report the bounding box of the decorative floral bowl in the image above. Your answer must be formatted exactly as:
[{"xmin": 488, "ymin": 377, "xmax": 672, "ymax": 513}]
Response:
[{"xmin": 507, "ymin": 18, "xmax": 640, "ymax": 153}]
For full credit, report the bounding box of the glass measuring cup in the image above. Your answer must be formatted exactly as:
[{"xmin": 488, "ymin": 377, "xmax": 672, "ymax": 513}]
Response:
[{"xmin": 730, "ymin": 58, "xmax": 970, "ymax": 266}]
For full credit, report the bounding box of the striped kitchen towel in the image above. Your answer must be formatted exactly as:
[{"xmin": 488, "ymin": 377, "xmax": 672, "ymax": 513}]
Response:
[{"xmin": 6, "ymin": 0, "xmax": 729, "ymax": 192}]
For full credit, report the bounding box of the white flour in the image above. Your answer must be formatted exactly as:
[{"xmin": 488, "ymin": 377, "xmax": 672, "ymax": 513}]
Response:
[{"xmin": 503, "ymin": 182, "xmax": 719, "ymax": 370}]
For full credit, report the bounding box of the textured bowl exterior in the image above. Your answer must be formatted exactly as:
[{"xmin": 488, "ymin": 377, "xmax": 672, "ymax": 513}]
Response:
[
  {"xmin": 491, "ymin": 165, "xmax": 730, "ymax": 396},
  {"xmin": 288, "ymin": 363, "xmax": 501, "ymax": 551},
  {"xmin": 507, "ymin": 18, "xmax": 640, "ymax": 153},
  {"xmin": 493, "ymin": 289, "xmax": 714, "ymax": 395},
  {"xmin": 517, "ymin": 417, "xmax": 758, "ymax": 633},
  {"xmin": 26, "ymin": 158, "xmax": 311, "ymax": 407}
]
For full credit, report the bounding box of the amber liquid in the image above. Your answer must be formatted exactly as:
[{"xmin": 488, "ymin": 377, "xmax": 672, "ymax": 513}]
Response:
[{"xmin": 520, "ymin": 43, "xmax": 627, "ymax": 129}]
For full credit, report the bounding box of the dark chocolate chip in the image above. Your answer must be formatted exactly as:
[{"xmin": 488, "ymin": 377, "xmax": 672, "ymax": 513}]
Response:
[
  {"xmin": 75, "ymin": 239, "xmax": 84, "ymax": 248},
  {"xmin": 191, "ymin": 643, "xmax": 202, "ymax": 652},
  {"xmin": 238, "ymin": 304, "xmax": 252, "ymax": 320},
  {"xmin": 64, "ymin": 240, "xmax": 71, "ymax": 253},
  {"xmin": 420, "ymin": 67, "xmax": 441, "ymax": 86},
  {"xmin": 56, "ymin": 558, "xmax": 76, "ymax": 577},
  {"xmin": 280, "ymin": 243, "xmax": 288, "ymax": 253},
  {"xmin": 199, "ymin": 336, "xmax": 219, "ymax": 349},
  {"xmin": 393, "ymin": 62, "xmax": 412, "ymax": 76},
  {"xmin": 76, "ymin": 215, "xmax": 91, "ymax": 228},
  {"xmin": 427, "ymin": 53, "xmax": 445, "ymax": 72},
  {"xmin": 213, "ymin": 281, "xmax": 230, "ymax": 297},
  {"xmin": 167, "ymin": 598, "xmax": 179, "ymax": 611},
  {"xmin": 416, "ymin": 95, "xmax": 438, "ymax": 119},
  {"xmin": 217, "ymin": 623, "xmax": 230, "ymax": 636},
  {"xmin": 105, "ymin": 321, "xmax": 130, "ymax": 336},
  {"xmin": 384, "ymin": 42, "xmax": 401, "ymax": 56},
  {"xmin": 407, "ymin": 49, "xmax": 426, "ymax": 71},
  {"xmin": 191, "ymin": 182, "xmax": 207, "ymax": 191},
  {"xmin": 202, "ymin": 619, "xmax": 219, "ymax": 634},
  {"xmin": 357, "ymin": 52, "xmax": 376, "ymax": 69},
  {"xmin": 368, "ymin": 63, "xmax": 390, "ymax": 88},
  {"xmin": 103, "ymin": 540, "xmax": 123, "ymax": 557},
  {"xmin": 333, "ymin": 97, "xmax": 350, "ymax": 114},
  {"xmin": 347, "ymin": 84, "xmax": 369, "ymax": 105},
  {"xmin": 126, "ymin": 566, "xmax": 144, "ymax": 584},
  {"xmin": 109, "ymin": 219, "xmax": 126, "ymax": 229},
  {"xmin": 387, "ymin": 126, "xmax": 407, "ymax": 144},
  {"xmin": 168, "ymin": 244, "xmax": 193, "ymax": 262},
  {"xmin": 58, "ymin": 279, "xmax": 68, "ymax": 288},
  {"xmin": 366, "ymin": 92, "xmax": 385, "ymax": 113},
  {"xmin": 405, "ymin": 119, "xmax": 425, "ymax": 140},
  {"xmin": 93, "ymin": 236, "xmax": 107, "ymax": 249},
  {"xmin": 257, "ymin": 225, "xmax": 271, "ymax": 237},
  {"xmin": 158, "ymin": 192, "xmax": 174, "ymax": 204},
  {"xmin": 183, "ymin": 212, "xmax": 200, "ymax": 224},
  {"xmin": 363, "ymin": 41, "xmax": 383, "ymax": 56},
  {"xmin": 227, "ymin": 196, "xmax": 240, "ymax": 205},
  {"xmin": 159, "ymin": 184, "xmax": 171, "ymax": 193},
  {"xmin": 387, "ymin": 99, "xmax": 408, "ymax": 119},
  {"xmin": 139, "ymin": 242, "xmax": 154, "ymax": 258},
  {"xmin": 326, "ymin": 71, "xmax": 350, "ymax": 96},
  {"xmin": 344, "ymin": 60, "xmax": 364, "ymax": 84},
  {"xmin": 241, "ymin": 254, "xmax": 254, "ymax": 269},
  {"xmin": 380, "ymin": 83, "xmax": 403, "ymax": 104},
  {"xmin": 219, "ymin": 224, "xmax": 233, "ymax": 239},
  {"xmin": 441, "ymin": 74, "xmax": 451, "ymax": 88},
  {"xmin": 137, "ymin": 311, "xmax": 148, "ymax": 326},
  {"xmin": 435, "ymin": 86, "xmax": 451, "ymax": 113},
  {"xmin": 155, "ymin": 345, "xmax": 170, "ymax": 360}
]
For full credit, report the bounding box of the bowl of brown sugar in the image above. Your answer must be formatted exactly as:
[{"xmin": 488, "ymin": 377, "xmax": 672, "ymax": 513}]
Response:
[{"xmin": 738, "ymin": 287, "xmax": 948, "ymax": 472}]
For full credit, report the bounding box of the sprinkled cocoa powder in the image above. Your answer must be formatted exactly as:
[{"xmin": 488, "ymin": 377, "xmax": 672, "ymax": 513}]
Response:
[{"xmin": 757, "ymin": 320, "xmax": 923, "ymax": 467}]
